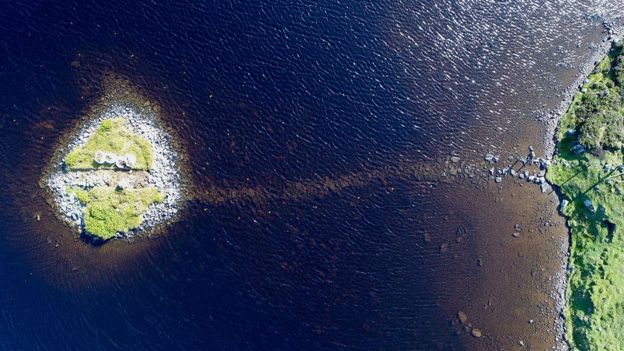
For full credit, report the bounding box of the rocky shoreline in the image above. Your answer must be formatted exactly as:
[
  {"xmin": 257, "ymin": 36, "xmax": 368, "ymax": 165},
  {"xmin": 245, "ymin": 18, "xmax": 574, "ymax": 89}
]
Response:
[
  {"xmin": 543, "ymin": 33, "xmax": 624, "ymax": 349},
  {"xmin": 543, "ymin": 22, "xmax": 623, "ymax": 156},
  {"xmin": 45, "ymin": 100, "xmax": 183, "ymax": 240},
  {"xmin": 539, "ymin": 22, "xmax": 624, "ymax": 350}
]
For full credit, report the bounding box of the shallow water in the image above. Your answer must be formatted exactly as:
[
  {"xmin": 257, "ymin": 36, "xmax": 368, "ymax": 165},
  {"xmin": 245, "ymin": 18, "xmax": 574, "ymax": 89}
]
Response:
[{"xmin": 1, "ymin": 1, "xmax": 623, "ymax": 350}]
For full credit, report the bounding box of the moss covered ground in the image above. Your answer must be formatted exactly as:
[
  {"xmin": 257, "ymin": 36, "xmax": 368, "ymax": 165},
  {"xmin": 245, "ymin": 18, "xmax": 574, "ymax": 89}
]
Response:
[
  {"xmin": 547, "ymin": 43, "xmax": 624, "ymax": 350},
  {"xmin": 69, "ymin": 186, "xmax": 163, "ymax": 240},
  {"xmin": 62, "ymin": 117, "xmax": 163, "ymax": 240},
  {"xmin": 65, "ymin": 118, "xmax": 154, "ymax": 170}
]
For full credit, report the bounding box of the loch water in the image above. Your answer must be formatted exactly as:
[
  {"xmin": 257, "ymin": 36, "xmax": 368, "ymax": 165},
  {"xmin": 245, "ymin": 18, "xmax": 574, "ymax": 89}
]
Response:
[{"xmin": 0, "ymin": 1, "xmax": 623, "ymax": 350}]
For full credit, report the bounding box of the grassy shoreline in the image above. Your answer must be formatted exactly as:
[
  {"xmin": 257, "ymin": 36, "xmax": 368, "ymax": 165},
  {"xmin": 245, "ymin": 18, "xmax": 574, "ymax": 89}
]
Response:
[{"xmin": 548, "ymin": 42, "xmax": 624, "ymax": 350}]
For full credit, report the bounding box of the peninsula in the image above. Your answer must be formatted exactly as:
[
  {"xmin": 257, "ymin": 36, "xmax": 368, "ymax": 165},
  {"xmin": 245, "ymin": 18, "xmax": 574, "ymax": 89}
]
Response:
[{"xmin": 548, "ymin": 42, "xmax": 624, "ymax": 349}]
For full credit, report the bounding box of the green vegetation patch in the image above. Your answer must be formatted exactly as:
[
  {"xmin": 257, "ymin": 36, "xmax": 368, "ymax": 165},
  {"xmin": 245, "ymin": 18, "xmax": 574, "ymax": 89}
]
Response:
[
  {"xmin": 548, "ymin": 43, "xmax": 624, "ymax": 350},
  {"xmin": 65, "ymin": 118, "xmax": 154, "ymax": 170},
  {"xmin": 68, "ymin": 186, "xmax": 163, "ymax": 240}
]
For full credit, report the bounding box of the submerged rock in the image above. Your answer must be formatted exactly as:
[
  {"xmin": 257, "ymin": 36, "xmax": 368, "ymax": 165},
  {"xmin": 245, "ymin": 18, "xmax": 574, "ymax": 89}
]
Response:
[
  {"xmin": 570, "ymin": 144, "xmax": 586, "ymax": 155},
  {"xmin": 484, "ymin": 153, "xmax": 499, "ymax": 163},
  {"xmin": 457, "ymin": 311, "xmax": 468, "ymax": 324}
]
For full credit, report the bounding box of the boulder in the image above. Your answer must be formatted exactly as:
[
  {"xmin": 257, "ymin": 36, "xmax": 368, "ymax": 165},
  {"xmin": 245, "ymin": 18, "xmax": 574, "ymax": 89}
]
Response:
[
  {"xmin": 571, "ymin": 144, "xmax": 586, "ymax": 155},
  {"xmin": 94, "ymin": 150, "xmax": 106, "ymax": 164},
  {"xmin": 116, "ymin": 178, "xmax": 133, "ymax": 191},
  {"xmin": 125, "ymin": 154, "xmax": 137, "ymax": 168},
  {"xmin": 115, "ymin": 158, "xmax": 127, "ymax": 169},
  {"xmin": 103, "ymin": 152, "xmax": 116, "ymax": 164}
]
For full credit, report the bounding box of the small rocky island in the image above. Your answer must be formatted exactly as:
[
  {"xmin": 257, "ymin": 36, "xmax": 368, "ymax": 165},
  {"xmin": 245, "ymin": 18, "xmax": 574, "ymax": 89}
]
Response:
[
  {"xmin": 45, "ymin": 84, "xmax": 182, "ymax": 242},
  {"xmin": 547, "ymin": 41, "xmax": 624, "ymax": 350}
]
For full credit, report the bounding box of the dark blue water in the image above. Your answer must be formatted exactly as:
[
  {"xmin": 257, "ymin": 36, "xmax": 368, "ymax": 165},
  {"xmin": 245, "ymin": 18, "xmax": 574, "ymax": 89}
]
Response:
[
  {"xmin": 0, "ymin": 1, "xmax": 466, "ymax": 350},
  {"xmin": 1, "ymin": 1, "xmax": 623, "ymax": 350}
]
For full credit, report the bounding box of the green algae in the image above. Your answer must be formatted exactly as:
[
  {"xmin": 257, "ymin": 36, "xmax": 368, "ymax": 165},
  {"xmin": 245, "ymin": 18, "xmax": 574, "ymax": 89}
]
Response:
[
  {"xmin": 548, "ymin": 42, "xmax": 624, "ymax": 350},
  {"xmin": 65, "ymin": 118, "xmax": 154, "ymax": 170},
  {"xmin": 68, "ymin": 186, "xmax": 163, "ymax": 240}
]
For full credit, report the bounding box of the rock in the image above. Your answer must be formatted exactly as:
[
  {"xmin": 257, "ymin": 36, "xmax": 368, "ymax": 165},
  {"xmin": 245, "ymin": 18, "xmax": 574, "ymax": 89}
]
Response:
[
  {"xmin": 510, "ymin": 169, "xmax": 517, "ymax": 177},
  {"xmin": 116, "ymin": 178, "xmax": 132, "ymax": 190},
  {"xmin": 484, "ymin": 153, "xmax": 495, "ymax": 163},
  {"xmin": 104, "ymin": 152, "xmax": 116, "ymax": 164},
  {"xmin": 471, "ymin": 328, "xmax": 482, "ymax": 338},
  {"xmin": 457, "ymin": 311, "xmax": 468, "ymax": 324},
  {"xmin": 115, "ymin": 158, "xmax": 127, "ymax": 169},
  {"xmin": 450, "ymin": 156, "xmax": 460, "ymax": 163},
  {"xmin": 495, "ymin": 177, "xmax": 502, "ymax": 183},
  {"xmin": 103, "ymin": 174, "xmax": 112, "ymax": 186},
  {"xmin": 94, "ymin": 150, "xmax": 105, "ymax": 164},
  {"xmin": 540, "ymin": 182, "xmax": 549, "ymax": 193},
  {"xmin": 124, "ymin": 153, "xmax": 137, "ymax": 168},
  {"xmin": 561, "ymin": 199, "xmax": 569, "ymax": 210},
  {"xmin": 489, "ymin": 168, "xmax": 495, "ymax": 176},
  {"xmin": 439, "ymin": 242, "xmax": 449, "ymax": 253},
  {"xmin": 584, "ymin": 199, "xmax": 594, "ymax": 211},
  {"xmin": 512, "ymin": 232, "xmax": 520, "ymax": 237},
  {"xmin": 571, "ymin": 144, "xmax": 586, "ymax": 155},
  {"xmin": 519, "ymin": 173, "xmax": 525, "ymax": 180}
]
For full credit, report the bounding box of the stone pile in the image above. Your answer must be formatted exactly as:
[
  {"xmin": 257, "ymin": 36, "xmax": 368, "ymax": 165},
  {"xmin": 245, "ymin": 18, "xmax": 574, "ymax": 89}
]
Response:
[
  {"xmin": 484, "ymin": 146, "xmax": 552, "ymax": 193},
  {"xmin": 93, "ymin": 150, "xmax": 137, "ymax": 169}
]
